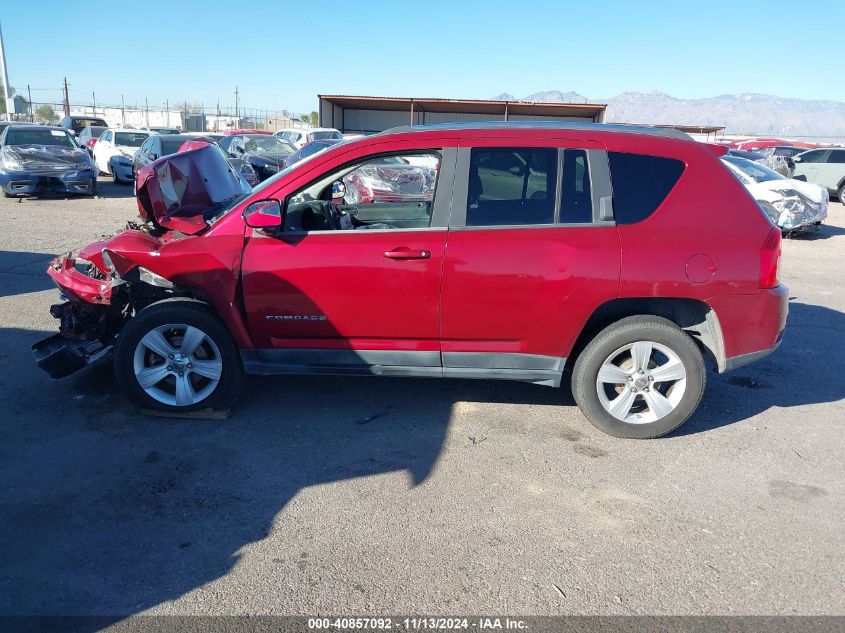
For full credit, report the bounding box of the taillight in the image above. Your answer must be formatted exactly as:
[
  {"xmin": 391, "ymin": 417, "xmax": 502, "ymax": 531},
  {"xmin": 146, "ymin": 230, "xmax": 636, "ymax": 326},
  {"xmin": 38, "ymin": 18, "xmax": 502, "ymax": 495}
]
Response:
[
  {"xmin": 87, "ymin": 139, "xmax": 97, "ymax": 148},
  {"xmin": 759, "ymin": 227, "xmax": 781, "ymax": 289}
]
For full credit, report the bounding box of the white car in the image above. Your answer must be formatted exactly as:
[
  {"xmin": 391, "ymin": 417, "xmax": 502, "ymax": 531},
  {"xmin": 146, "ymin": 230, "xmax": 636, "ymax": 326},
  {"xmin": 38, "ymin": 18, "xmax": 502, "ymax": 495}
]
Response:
[
  {"xmin": 93, "ymin": 129, "xmax": 151, "ymax": 184},
  {"xmin": 722, "ymin": 155, "xmax": 828, "ymax": 234},
  {"xmin": 273, "ymin": 127, "xmax": 342, "ymax": 149}
]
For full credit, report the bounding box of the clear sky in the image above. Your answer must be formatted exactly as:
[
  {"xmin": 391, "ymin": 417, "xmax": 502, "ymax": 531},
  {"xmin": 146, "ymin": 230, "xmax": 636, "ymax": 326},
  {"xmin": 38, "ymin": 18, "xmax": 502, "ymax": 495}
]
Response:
[{"xmin": 3, "ymin": 0, "xmax": 843, "ymax": 114}]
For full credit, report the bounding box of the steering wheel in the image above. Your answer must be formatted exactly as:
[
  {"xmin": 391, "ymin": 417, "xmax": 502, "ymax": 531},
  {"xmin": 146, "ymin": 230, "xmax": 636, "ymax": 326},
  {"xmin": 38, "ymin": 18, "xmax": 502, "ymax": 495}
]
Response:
[{"xmin": 322, "ymin": 202, "xmax": 342, "ymax": 231}]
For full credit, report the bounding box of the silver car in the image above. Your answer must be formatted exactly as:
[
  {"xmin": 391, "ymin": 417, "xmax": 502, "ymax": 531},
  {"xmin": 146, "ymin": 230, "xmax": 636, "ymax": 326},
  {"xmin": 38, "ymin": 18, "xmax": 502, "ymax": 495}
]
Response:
[{"xmin": 793, "ymin": 147, "xmax": 845, "ymax": 201}]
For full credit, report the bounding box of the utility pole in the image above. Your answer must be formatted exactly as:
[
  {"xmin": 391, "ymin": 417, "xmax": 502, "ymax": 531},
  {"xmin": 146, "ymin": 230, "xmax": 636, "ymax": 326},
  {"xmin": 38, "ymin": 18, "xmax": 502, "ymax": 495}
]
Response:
[
  {"xmin": 121, "ymin": 94, "xmax": 125, "ymax": 127},
  {"xmin": 27, "ymin": 84, "xmax": 32, "ymax": 122},
  {"xmin": 0, "ymin": 20, "xmax": 12, "ymax": 121},
  {"xmin": 62, "ymin": 77, "xmax": 70, "ymax": 117},
  {"xmin": 92, "ymin": 91, "xmax": 96, "ymax": 116},
  {"xmin": 234, "ymin": 85, "xmax": 239, "ymax": 120},
  {"xmin": 145, "ymin": 97, "xmax": 149, "ymax": 128}
]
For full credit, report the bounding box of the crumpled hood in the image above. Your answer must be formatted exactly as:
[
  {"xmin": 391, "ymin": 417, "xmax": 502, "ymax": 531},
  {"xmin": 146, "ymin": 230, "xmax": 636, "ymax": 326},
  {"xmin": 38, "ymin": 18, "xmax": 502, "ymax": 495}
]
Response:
[
  {"xmin": 135, "ymin": 144, "xmax": 250, "ymax": 234},
  {"xmin": 762, "ymin": 178, "xmax": 826, "ymax": 205},
  {"xmin": 3, "ymin": 144, "xmax": 93, "ymax": 174}
]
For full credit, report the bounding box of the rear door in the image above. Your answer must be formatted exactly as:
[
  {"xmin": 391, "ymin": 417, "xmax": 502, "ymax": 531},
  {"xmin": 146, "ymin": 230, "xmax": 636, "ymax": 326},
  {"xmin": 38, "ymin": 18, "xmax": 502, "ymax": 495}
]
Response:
[
  {"xmin": 817, "ymin": 149, "xmax": 845, "ymax": 191},
  {"xmin": 439, "ymin": 138, "xmax": 621, "ymax": 386}
]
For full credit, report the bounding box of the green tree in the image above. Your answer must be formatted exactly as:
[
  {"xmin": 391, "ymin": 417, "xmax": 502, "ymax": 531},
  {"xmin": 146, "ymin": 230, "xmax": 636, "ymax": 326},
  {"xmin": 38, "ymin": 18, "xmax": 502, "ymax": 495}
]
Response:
[
  {"xmin": 35, "ymin": 104, "xmax": 58, "ymax": 123},
  {"xmin": 308, "ymin": 111, "xmax": 319, "ymax": 127}
]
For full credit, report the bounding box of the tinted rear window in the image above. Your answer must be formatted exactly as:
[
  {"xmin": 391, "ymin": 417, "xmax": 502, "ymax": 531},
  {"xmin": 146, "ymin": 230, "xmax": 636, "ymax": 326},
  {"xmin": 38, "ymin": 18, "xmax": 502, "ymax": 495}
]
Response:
[
  {"xmin": 608, "ymin": 152, "xmax": 685, "ymax": 224},
  {"xmin": 161, "ymin": 140, "xmax": 184, "ymax": 156},
  {"xmin": 73, "ymin": 118, "xmax": 107, "ymax": 129},
  {"xmin": 311, "ymin": 131, "xmax": 339, "ymax": 140},
  {"xmin": 467, "ymin": 148, "xmax": 557, "ymax": 226},
  {"xmin": 115, "ymin": 132, "xmax": 149, "ymax": 147}
]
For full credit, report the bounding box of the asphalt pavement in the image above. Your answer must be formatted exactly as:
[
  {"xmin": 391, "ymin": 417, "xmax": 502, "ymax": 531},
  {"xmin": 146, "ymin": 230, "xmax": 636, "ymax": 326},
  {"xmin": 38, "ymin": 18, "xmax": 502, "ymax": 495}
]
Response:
[{"xmin": 0, "ymin": 180, "xmax": 842, "ymax": 618}]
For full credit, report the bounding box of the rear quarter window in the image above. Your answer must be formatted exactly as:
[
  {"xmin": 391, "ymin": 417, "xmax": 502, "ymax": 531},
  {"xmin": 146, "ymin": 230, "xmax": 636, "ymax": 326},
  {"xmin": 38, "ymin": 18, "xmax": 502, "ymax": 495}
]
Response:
[{"xmin": 608, "ymin": 152, "xmax": 685, "ymax": 224}]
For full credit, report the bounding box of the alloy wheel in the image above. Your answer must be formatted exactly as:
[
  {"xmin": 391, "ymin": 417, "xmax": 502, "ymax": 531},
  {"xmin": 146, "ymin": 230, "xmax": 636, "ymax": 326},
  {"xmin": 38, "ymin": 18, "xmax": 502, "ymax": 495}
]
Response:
[
  {"xmin": 132, "ymin": 323, "xmax": 223, "ymax": 407},
  {"xmin": 595, "ymin": 341, "xmax": 687, "ymax": 424}
]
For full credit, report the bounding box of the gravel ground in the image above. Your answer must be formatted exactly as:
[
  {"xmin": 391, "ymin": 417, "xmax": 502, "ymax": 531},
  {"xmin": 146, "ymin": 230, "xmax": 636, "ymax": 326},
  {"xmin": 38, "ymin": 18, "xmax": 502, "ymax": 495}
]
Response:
[{"xmin": 0, "ymin": 179, "xmax": 842, "ymax": 617}]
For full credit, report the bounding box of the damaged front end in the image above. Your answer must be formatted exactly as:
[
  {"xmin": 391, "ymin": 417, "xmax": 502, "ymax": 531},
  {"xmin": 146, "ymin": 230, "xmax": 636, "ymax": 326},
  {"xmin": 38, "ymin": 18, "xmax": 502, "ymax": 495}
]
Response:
[
  {"xmin": 33, "ymin": 144, "xmax": 248, "ymax": 379},
  {"xmin": 32, "ymin": 256, "xmax": 130, "ymax": 378},
  {"xmin": 757, "ymin": 187, "xmax": 828, "ymax": 234}
]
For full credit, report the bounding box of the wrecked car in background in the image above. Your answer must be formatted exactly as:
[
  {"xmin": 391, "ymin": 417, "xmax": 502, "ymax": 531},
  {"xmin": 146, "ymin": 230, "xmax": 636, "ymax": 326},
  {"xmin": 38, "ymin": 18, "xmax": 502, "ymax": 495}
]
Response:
[
  {"xmin": 179, "ymin": 135, "xmax": 259, "ymax": 186},
  {"xmin": 224, "ymin": 134, "xmax": 296, "ymax": 182},
  {"xmin": 0, "ymin": 126, "xmax": 97, "ymax": 197},
  {"xmin": 722, "ymin": 155, "xmax": 827, "ymax": 234}
]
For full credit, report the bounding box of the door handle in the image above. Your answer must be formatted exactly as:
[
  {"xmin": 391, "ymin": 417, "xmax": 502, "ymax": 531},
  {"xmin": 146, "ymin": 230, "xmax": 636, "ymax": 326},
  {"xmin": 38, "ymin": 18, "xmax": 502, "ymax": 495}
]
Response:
[{"xmin": 383, "ymin": 248, "xmax": 431, "ymax": 260}]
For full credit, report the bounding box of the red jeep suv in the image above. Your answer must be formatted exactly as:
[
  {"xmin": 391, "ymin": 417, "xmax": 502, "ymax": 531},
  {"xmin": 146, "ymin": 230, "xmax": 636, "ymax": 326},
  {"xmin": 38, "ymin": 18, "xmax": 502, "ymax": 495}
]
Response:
[{"xmin": 33, "ymin": 123, "xmax": 788, "ymax": 438}]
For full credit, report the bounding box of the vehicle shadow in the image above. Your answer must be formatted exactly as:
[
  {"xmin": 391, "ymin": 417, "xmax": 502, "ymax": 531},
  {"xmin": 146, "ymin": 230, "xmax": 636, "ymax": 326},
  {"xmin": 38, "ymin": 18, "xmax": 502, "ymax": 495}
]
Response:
[
  {"xmin": 787, "ymin": 223, "xmax": 845, "ymax": 240},
  {"xmin": 0, "ymin": 250, "xmax": 58, "ymax": 297},
  {"xmin": 672, "ymin": 301, "xmax": 845, "ymax": 435},
  {"xmin": 0, "ymin": 325, "xmax": 458, "ymax": 625},
  {"xmin": 95, "ymin": 178, "xmax": 135, "ymax": 199},
  {"xmin": 1, "ymin": 302, "xmax": 841, "ymax": 623}
]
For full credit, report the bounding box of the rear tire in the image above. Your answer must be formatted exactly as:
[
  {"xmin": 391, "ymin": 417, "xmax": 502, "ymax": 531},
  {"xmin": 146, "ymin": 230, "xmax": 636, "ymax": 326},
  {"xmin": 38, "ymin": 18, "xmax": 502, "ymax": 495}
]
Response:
[
  {"xmin": 837, "ymin": 183, "xmax": 845, "ymax": 203},
  {"xmin": 572, "ymin": 315, "xmax": 705, "ymax": 439},
  {"xmin": 114, "ymin": 299, "xmax": 244, "ymax": 413}
]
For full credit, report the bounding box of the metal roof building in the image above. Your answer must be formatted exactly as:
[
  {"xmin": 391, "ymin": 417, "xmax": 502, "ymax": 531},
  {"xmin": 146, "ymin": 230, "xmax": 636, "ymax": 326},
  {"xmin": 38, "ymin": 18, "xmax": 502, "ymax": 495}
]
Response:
[{"xmin": 319, "ymin": 95, "xmax": 607, "ymax": 134}]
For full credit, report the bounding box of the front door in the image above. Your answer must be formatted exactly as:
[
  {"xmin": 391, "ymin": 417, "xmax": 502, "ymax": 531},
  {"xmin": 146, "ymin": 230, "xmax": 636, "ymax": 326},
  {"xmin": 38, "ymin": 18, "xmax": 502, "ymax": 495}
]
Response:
[
  {"xmin": 240, "ymin": 148, "xmax": 455, "ymax": 376},
  {"xmin": 439, "ymin": 140, "xmax": 621, "ymax": 386},
  {"xmin": 793, "ymin": 149, "xmax": 828, "ymax": 186}
]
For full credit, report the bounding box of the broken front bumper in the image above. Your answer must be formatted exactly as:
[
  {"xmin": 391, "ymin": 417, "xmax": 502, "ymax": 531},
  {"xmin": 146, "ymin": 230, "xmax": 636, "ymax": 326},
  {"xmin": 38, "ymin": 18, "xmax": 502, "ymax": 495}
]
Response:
[
  {"xmin": 32, "ymin": 257, "xmax": 122, "ymax": 378},
  {"xmin": 0, "ymin": 168, "xmax": 96, "ymax": 196},
  {"xmin": 32, "ymin": 332, "xmax": 112, "ymax": 379}
]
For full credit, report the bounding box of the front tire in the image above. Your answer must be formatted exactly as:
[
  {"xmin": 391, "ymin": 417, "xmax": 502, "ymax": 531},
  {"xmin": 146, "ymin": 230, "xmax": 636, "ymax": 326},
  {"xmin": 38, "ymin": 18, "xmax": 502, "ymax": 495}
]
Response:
[
  {"xmin": 114, "ymin": 299, "xmax": 244, "ymax": 412},
  {"xmin": 572, "ymin": 316, "xmax": 705, "ymax": 439},
  {"xmin": 837, "ymin": 183, "xmax": 845, "ymax": 203}
]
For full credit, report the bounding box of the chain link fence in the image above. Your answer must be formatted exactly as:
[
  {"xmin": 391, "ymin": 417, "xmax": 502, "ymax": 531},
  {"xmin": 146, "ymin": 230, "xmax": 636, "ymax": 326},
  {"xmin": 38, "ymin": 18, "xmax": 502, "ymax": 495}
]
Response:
[{"xmin": 12, "ymin": 100, "xmax": 314, "ymax": 133}]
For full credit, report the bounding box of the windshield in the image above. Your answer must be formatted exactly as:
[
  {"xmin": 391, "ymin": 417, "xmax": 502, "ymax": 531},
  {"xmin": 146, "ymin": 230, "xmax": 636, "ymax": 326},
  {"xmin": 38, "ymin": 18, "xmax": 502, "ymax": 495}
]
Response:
[
  {"xmin": 723, "ymin": 156, "xmax": 784, "ymax": 182},
  {"xmin": 4, "ymin": 128, "xmax": 77, "ymax": 147},
  {"xmin": 244, "ymin": 136, "xmax": 294, "ymax": 154},
  {"xmin": 115, "ymin": 132, "xmax": 149, "ymax": 147}
]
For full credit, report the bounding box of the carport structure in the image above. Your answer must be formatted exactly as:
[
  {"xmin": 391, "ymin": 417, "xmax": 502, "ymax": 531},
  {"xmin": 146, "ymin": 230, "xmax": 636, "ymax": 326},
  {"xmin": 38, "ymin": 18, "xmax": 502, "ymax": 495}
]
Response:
[{"xmin": 319, "ymin": 95, "xmax": 607, "ymax": 134}]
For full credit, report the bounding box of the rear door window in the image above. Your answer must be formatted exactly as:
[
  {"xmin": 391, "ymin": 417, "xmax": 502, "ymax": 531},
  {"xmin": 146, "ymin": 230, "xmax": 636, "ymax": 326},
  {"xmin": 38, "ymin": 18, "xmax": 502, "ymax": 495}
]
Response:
[
  {"xmin": 560, "ymin": 149, "xmax": 592, "ymax": 223},
  {"xmin": 828, "ymin": 150, "xmax": 845, "ymax": 164},
  {"xmin": 467, "ymin": 148, "xmax": 557, "ymax": 226},
  {"xmin": 608, "ymin": 152, "xmax": 685, "ymax": 224}
]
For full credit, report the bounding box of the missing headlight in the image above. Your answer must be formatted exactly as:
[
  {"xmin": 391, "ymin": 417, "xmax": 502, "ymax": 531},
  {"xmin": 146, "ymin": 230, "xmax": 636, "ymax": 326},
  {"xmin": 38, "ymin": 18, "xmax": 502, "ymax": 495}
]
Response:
[{"xmin": 137, "ymin": 267, "xmax": 174, "ymax": 289}]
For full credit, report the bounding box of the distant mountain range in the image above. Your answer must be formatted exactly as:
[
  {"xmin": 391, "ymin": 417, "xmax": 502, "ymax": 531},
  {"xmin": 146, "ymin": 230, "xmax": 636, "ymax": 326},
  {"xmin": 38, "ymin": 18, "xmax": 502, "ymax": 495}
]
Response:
[{"xmin": 491, "ymin": 91, "xmax": 845, "ymax": 139}]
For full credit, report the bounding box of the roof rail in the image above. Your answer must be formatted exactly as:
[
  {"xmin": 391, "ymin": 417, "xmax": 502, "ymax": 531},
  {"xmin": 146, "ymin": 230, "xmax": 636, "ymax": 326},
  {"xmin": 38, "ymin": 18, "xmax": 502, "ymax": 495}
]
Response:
[{"xmin": 378, "ymin": 121, "xmax": 693, "ymax": 141}]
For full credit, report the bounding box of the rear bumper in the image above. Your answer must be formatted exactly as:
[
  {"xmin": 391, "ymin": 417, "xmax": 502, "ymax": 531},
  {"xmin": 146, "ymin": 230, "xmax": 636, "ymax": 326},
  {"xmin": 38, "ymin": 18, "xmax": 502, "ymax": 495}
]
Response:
[
  {"xmin": 721, "ymin": 284, "xmax": 789, "ymax": 372},
  {"xmin": 0, "ymin": 169, "xmax": 96, "ymax": 196}
]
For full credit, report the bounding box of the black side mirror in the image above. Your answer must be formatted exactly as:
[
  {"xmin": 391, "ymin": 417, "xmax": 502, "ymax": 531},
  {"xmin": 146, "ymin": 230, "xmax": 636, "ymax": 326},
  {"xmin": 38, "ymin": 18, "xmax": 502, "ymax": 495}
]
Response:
[{"xmin": 793, "ymin": 174, "xmax": 807, "ymax": 182}]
